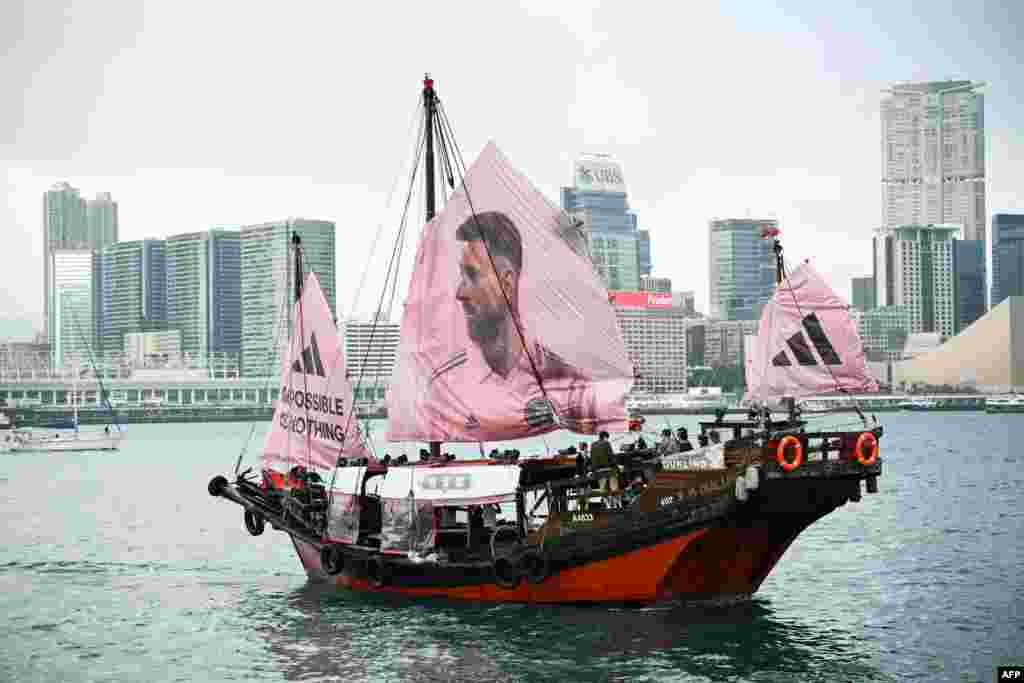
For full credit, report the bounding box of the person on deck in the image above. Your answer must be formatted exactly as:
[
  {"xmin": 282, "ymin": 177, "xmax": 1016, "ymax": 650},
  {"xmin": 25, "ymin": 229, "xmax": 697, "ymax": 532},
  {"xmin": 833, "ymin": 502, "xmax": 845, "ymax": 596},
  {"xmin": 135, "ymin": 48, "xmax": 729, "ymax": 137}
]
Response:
[
  {"xmin": 589, "ymin": 431, "xmax": 619, "ymax": 504},
  {"xmin": 676, "ymin": 427, "xmax": 693, "ymax": 453},
  {"xmin": 657, "ymin": 429, "xmax": 679, "ymax": 456}
]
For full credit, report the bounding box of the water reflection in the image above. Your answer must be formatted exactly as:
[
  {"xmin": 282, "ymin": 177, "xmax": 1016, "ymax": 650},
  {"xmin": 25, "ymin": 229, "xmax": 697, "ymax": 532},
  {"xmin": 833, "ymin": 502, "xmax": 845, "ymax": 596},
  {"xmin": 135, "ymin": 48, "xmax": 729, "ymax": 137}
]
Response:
[{"xmin": 242, "ymin": 583, "xmax": 892, "ymax": 682}]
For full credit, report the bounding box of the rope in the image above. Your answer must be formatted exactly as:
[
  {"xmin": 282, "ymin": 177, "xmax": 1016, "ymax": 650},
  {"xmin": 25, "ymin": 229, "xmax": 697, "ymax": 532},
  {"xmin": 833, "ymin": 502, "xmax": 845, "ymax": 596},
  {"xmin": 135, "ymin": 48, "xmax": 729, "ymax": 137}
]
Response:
[
  {"xmin": 775, "ymin": 240, "xmax": 867, "ymax": 425},
  {"xmin": 436, "ymin": 100, "xmax": 561, "ymax": 426}
]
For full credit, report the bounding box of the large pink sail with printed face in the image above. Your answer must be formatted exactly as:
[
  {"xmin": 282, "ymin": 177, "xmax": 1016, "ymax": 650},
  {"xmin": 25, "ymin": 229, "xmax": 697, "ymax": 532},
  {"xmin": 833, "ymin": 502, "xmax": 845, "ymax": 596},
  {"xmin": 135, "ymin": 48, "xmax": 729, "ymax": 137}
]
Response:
[
  {"xmin": 262, "ymin": 273, "xmax": 368, "ymax": 472},
  {"xmin": 744, "ymin": 262, "xmax": 877, "ymax": 403},
  {"xmin": 387, "ymin": 142, "xmax": 635, "ymax": 442}
]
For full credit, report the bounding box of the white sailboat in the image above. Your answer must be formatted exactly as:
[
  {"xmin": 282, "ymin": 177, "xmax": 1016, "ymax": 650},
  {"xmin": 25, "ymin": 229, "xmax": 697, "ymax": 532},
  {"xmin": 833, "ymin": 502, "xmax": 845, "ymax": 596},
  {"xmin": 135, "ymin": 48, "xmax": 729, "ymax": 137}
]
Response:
[{"xmin": 8, "ymin": 375, "xmax": 124, "ymax": 453}]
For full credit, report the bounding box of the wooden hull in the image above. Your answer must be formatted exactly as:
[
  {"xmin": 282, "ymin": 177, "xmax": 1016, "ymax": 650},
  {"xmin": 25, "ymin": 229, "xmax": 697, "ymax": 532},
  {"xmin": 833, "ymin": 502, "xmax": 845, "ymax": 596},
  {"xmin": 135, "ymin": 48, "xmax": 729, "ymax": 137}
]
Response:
[{"xmin": 288, "ymin": 488, "xmax": 835, "ymax": 604}]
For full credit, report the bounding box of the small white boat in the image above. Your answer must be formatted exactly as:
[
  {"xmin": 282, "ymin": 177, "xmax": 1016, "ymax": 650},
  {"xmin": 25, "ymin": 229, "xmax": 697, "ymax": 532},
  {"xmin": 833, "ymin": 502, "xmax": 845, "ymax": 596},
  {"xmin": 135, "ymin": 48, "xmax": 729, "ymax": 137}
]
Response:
[
  {"xmin": 5, "ymin": 428, "xmax": 124, "ymax": 453},
  {"xmin": 986, "ymin": 395, "xmax": 1024, "ymax": 414}
]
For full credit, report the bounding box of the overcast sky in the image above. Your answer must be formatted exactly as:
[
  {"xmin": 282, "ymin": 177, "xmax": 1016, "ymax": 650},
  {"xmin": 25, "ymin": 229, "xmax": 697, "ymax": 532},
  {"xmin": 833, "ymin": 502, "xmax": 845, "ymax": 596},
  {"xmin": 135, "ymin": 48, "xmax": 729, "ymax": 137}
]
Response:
[{"xmin": 3, "ymin": 0, "xmax": 1023, "ymax": 334}]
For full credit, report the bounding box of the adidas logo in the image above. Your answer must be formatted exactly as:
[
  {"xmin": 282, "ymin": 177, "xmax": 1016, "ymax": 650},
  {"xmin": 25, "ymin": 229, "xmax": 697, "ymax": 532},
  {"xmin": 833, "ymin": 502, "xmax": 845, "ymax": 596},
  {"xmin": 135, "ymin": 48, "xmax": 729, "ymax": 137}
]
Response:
[
  {"xmin": 771, "ymin": 313, "xmax": 842, "ymax": 368},
  {"xmin": 291, "ymin": 332, "xmax": 326, "ymax": 377},
  {"xmin": 465, "ymin": 414, "xmax": 480, "ymax": 430}
]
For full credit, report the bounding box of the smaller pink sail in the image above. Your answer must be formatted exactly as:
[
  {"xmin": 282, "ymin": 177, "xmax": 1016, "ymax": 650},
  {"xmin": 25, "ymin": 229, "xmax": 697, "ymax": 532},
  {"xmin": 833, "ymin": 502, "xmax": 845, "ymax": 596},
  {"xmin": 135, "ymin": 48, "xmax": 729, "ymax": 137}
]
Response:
[
  {"xmin": 262, "ymin": 273, "xmax": 368, "ymax": 472},
  {"xmin": 744, "ymin": 262, "xmax": 877, "ymax": 403}
]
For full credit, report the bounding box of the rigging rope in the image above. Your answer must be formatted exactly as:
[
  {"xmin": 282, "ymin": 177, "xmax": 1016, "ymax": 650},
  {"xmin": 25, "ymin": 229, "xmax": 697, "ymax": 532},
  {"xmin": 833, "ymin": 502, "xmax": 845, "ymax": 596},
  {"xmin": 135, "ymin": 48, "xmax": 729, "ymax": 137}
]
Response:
[
  {"xmin": 774, "ymin": 240, "xmax": 869, "ymax": 425},
  {"xmin": 436, "ymin": 99, "xmax": 563, "ymax": 427}
]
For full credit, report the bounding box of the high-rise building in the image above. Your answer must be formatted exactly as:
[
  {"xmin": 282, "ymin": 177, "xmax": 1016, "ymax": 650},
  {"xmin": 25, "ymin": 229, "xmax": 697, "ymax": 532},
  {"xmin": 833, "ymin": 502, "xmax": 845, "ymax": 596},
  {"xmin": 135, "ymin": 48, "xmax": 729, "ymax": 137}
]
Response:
[
  {"xmin": 94, "ymin": 240, "xmax": 168, "ymax": 354},
  {"xmin": 48, "ymin": 249, "xmax": 94, "ymax": 369},
  {"xmin": 561, "ymin": 155, "xmax": 642, "ymax": 291},
  {"xmin": 165, "ymin": 229, "xmax": 242, "ymax": 362},
  {"xmin": 857, "ymin": 305, "xmax": 912, "ymax": 361},
  {"xmin": 344, "ymin": 316, "xmax": 401, "ymax": 404},
  {"xmin": 708, "ymin": 219, "xmax": 776, "ymax": 321},
  {"xmin": 673, "ymin": 290, "xmax": 696, "ymax": 316},
  {"xmin": 43, "ymin": 183, "xmax": 118, "ymax": 337},
  {"xmin": 851, "ymin": 276, "xmax": 876, "ymax": 312},
  {"xmin": 992, "ymin": 213, "xmax": 1024, "ymax": 307},
  {"xmin": 873, "ymin": 224, "xmax": 959, "ymax": 338},
  {"xmin": 240, "ymin": 219, "xmax": 336, "ymax": 376},
  {"xmin": 637, "ymin": 230, "xmax": 652, "ymax": 277},
  {"xmin": 952, "ymin": 240, "xmax": 985, "ymax": 332},
  {"xmin": 881, "ymin": 81, "xmax": 986, "ymax": 317},
  {"xmin": 611, "ymin": 296, "xmax": 687, "ymax": 395},
  {"xmin": 702, "ymin": 319, "xmax": 758, "ymax": 367}
]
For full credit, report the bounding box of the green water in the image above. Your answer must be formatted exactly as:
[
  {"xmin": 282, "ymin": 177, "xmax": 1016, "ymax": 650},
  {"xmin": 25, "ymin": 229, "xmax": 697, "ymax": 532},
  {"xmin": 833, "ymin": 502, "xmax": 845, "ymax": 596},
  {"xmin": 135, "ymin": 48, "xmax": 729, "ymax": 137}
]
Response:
[{"xmin": 1, "ymin": 415, "xmax": 1021, "ymax": 682}]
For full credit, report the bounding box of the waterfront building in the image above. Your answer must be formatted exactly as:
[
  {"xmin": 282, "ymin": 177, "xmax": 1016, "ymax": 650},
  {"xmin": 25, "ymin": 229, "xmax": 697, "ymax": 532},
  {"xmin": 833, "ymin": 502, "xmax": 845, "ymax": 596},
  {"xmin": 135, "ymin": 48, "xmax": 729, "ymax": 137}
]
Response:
[
  {"xmin": 48, "ymin": 249, "xmax": 94, "ymax": 369},
  {"xmin": 94, "ymin": 240, "xmax": 167, "ymax": 355},
  {"xmin": 992, "ymin": 213, "xmax": 1024, "ymax": 307},
  {"xmin": 240, "ymin": 219, "xmax": 336, "ymax": 376},
  {"xmin": 124, "ymin": 330, "xmax": 182, "ymax": 368},
  {"xmin": 881, "ymin": 81, "xmax": 986, "ymax": 322},
  {"xmin": 165, "ymin": 229, "xmax": 241, "ymax": 362},
  {"xmin": 872, "ymin": 224, "xmax": 959, "ymax": 338},
  {"xmin": 851, "ymin": 276, "xmax": 876, "ymax": 312},
  {"xmin": 43, "ymin": 183, "xmax": 118, "ymax": 336},
  {"xmin": 561, "ymin": 155, "xmax": 642, "ymax": 290},
  {"xmin": 673, "ymin": 290, "xmax": 696, "ymax": 316},
  {"xmin": 708, "ymin": 218, "xmax": 776, "ymax": 321},
  {"xmin": 640, "ymin": 276, "xmax": 671, "ymax": 293},
  {"xmin": 856, "ymin": 305, "xmax": 912, "ymax": 361},
  {"xmin": 0, "ymin": 336, "xmax": 51, "ymax": 380},
  {"xmin": 702, "ymin": 319, "xmax": 758, "ymax": 367},
  {"xmin": 894, "ymin": 296, "xmax": 1024, "ymax": 392},
  {"xmin": 610, "ymin": 292, "xmax": 687, "ymax": 394},
  {"xmin": 343, "ymin": 316, "xmax": 400, "ymax": 404}
]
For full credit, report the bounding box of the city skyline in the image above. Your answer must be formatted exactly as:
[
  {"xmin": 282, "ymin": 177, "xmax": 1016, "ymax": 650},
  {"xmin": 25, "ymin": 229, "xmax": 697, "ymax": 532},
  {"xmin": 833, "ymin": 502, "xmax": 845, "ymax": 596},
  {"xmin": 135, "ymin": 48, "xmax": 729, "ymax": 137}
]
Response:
[{"xmin": 4, "ymin": 2, "xmax": 1024, "ymax": 333}]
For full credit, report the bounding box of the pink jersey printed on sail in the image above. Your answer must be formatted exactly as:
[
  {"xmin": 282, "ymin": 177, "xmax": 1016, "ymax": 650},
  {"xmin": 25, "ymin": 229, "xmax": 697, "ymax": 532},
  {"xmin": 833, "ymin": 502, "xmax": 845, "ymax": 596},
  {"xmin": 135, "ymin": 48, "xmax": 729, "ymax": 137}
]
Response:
[
  {"xmin": 262, "ymin": 272, "xmax": 368, "ymax": 471},
  {"xmin": 744, "ymin": 262, "xmax": 877, "ymax": 403},
  {"xmin": 387, "ymin": 142, "xmax": 635, "ymax": 442}
]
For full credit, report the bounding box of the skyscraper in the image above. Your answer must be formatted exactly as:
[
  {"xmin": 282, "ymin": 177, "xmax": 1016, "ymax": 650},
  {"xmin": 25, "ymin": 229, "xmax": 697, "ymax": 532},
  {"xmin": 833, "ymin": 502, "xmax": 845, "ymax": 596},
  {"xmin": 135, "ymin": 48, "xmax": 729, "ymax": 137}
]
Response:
[
  {"xmin": 708, "ymin": 219, "xmax": 776, "ymax": 321},
  {"xmin": 851, "ymin": 276, "xmax": 876, "ymax": 312},
  {"xmin": 873, "ymin": 224, "xmax": 959, "ymax": 338},
  {"xmin": 48, "ymin": 249, "xmax": 94, "ymax": 370},
  {"xmin": 952, "ymin": 239, "xmax": 985, "ymax": 332},
  {"xmin": 881, "ymin": 81, "xmax": 986, "ymax": 323},
  {"xmin": 43, "ymin": 183, "xmax": 118, "ymax": 337},
  {"xmin": 561, "ymin": 154, "xmax": 643, "ymax": 290},
  {"xmin": 165, "ymin": 229, "xmax": 242, "ymax": 362},
  {"xmin": 992, "ymin": 213, "xmax": 1024, "ymax": 307},
  {"xmin": 94, "ymin": 240, "xmax": 168, "ymax": 355},
  {"xmin": 240, "ymin": 219, "xmax": 336, "ymax": 376}
]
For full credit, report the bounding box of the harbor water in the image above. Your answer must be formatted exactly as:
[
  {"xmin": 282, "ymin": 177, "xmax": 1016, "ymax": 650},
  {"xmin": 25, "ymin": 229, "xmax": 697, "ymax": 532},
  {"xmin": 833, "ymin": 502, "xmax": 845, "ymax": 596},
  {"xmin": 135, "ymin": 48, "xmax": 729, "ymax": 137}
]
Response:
[{"xmin": 1, "ymin": 414, "xmax": 1021, "ymax": 682}]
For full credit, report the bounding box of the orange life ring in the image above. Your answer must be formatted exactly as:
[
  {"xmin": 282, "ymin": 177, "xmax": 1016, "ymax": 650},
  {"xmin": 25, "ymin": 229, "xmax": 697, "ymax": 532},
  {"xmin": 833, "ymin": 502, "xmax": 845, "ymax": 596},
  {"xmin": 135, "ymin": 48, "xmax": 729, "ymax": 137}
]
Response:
[
  {"xmin": 775, "ymin": 435, "xmax": 803, "ymax": 472},
  {"xmin": 855, "ymin": 432, "xmax": 879, "ymax": 466}
]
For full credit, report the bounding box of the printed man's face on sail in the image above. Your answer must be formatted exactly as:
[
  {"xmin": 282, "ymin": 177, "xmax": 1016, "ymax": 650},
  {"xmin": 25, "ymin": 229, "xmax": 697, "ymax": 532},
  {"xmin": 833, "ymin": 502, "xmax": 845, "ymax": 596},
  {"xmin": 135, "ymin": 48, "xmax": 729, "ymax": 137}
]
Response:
[{"xmin": 456, "ymin": 240, "xmax": 517, "ymax": 344}]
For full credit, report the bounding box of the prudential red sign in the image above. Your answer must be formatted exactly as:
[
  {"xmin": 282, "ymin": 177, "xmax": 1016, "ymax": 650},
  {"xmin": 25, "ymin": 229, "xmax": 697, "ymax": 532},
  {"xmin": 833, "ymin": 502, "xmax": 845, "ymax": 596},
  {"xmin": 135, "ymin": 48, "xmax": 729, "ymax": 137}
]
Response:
[{"xmin": 609, "ymin": 291, "xmax": 674, "ymax": 308}]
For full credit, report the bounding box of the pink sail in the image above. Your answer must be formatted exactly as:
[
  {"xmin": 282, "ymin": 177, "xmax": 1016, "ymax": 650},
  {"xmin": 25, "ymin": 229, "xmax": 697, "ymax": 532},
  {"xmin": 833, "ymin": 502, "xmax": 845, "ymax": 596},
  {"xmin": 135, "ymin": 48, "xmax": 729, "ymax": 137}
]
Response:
[
  {"xmin": 387, "ymin": 142, "xmax": 635, "ymax": 442},
  {"xmin": 262, "ymin": 272, "xmax": 369, "ymax": 472},
  {"xmin": 744, "ymin": 261, "xmax": 877, "ymax": 403}
]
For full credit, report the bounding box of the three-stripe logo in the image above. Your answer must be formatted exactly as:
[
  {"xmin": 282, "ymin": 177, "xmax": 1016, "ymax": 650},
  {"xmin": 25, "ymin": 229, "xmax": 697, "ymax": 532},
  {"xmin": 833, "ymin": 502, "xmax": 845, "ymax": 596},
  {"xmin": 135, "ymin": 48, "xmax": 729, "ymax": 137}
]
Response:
[
  {"xmin": 292, "ymin": 332, "xmax": 327, "ymax": 377},
  {"xmin": 771, "ymin": 313, "xmax": 842, "ymax": 368}
]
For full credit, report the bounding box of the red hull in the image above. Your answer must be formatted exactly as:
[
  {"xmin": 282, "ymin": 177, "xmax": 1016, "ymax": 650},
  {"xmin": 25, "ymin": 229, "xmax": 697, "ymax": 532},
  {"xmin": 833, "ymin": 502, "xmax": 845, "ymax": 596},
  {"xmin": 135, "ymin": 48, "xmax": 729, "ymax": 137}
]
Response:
[{"xmin": 291, "ymin": 519, "xmax": 807, "ymax": 604}]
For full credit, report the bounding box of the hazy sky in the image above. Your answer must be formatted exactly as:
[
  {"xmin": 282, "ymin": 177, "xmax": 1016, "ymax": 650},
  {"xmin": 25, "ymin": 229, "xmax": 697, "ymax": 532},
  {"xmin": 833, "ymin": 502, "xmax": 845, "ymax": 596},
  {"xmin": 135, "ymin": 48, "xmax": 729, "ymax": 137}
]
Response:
[{"xmin": 3, "ymin": 0, "xmax": 1023, "ymax": 333}]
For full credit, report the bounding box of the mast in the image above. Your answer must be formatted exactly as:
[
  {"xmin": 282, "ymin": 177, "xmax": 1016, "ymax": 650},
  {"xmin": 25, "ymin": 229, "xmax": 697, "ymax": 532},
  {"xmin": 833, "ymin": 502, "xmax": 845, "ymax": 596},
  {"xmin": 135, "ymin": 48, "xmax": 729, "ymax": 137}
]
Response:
[
  {"xmin": 423, "ymin": 74, "xmax": 442, "ymax": 460},
  {"xmin": 292, "ymin": 231, "xmax": 303, "ymax": 303}
]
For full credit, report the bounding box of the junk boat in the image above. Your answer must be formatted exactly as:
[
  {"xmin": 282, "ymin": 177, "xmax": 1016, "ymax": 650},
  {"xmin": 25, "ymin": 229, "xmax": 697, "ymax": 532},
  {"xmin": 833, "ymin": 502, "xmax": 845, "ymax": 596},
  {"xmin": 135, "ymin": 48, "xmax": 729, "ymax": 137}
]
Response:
[{"xmin": 208, "ymin": 76, "xmax": 883, "ymax": 604}]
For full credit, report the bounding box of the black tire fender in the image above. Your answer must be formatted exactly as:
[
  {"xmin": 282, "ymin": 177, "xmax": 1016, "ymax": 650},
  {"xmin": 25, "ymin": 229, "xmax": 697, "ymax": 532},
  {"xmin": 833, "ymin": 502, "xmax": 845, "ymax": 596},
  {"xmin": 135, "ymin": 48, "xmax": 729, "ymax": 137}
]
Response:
[
  {"xmin": 243, "ymin": 509, "xmax": 265, "ymax": 536},
  {"xmin": 492, "ymin": 555, "xmax": 521, "ymax": 590},
  {"xmin": 366, "ymin": 556, "xmax": 390, "ymax": 588},
  {"xmin": 320, "ymin": 545, "xmax": 344, "ymax": 575},
  {"xmin": 518, "ymin": 548, "xmax": 550, "ymax": 585}
]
